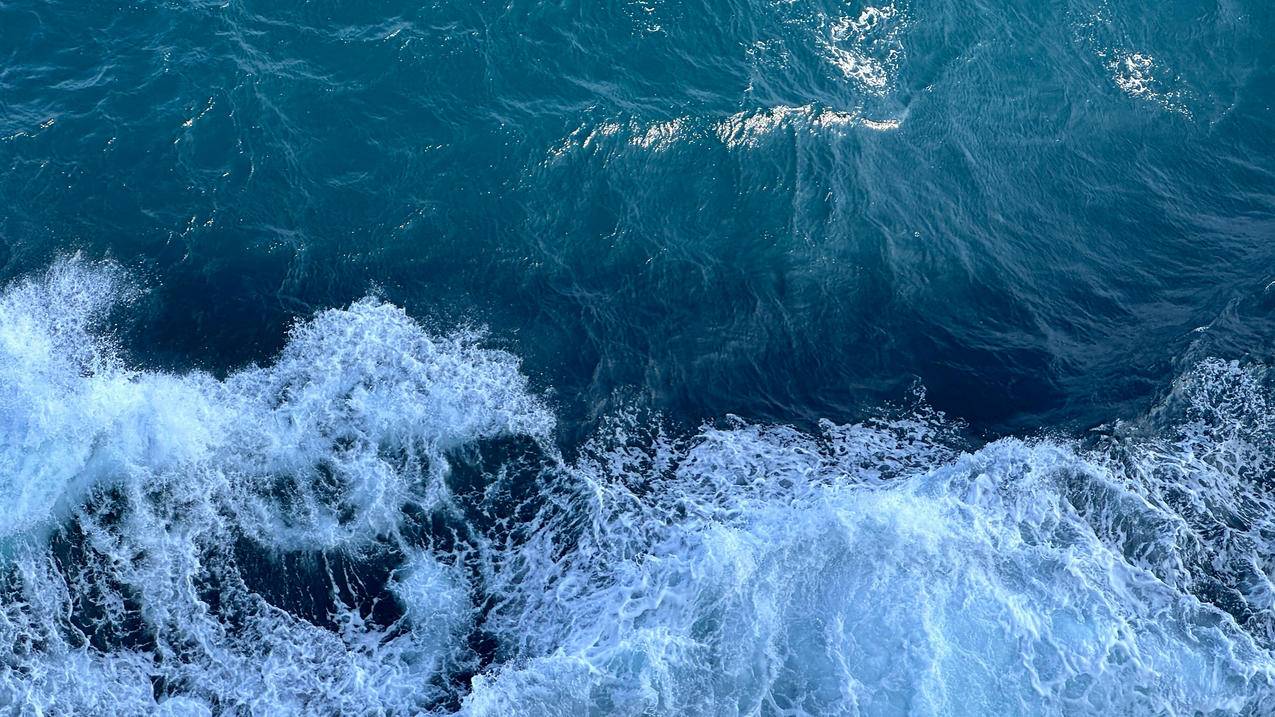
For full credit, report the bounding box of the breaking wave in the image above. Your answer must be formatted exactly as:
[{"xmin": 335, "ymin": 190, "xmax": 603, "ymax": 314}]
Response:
[{"xmin": 2, "ymin": 260, "xmax": 1273, "ymax": 715}]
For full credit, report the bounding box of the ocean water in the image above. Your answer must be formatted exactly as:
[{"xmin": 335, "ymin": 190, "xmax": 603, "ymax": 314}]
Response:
[{"xmin": 2, "ymin": 0, "xmax": 1275, "ymax": 715}]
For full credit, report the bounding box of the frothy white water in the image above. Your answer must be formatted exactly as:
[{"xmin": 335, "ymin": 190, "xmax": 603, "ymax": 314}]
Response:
[
  {"xmin": 819, "ymin": 3, "xmax": 906, "ymax": 94},
  {"xmin": 0, "ymin": 259, "xmax": 222, "ymax": 541},
  {"xmin": 0, "ymin": 258, "xmax": 552, "ymax": 550},
  {"xmin": 1, "ymin": 261, "xmax": 1273, "ymax": 715},
  {"xmin": 465, "ymin": 411, "xmax": 1275, "ymax": 715},
  {"xmin": 1071, "ymin": 5, "xmax": 1200, "ymax": 120}
]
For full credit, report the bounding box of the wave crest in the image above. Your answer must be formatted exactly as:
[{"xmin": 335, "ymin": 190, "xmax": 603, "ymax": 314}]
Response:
[{"xmin": 1, "ymin": 262, "xmax": 1272, "ymax": 715}]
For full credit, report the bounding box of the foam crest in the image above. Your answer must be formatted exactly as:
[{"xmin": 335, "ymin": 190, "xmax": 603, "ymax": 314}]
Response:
[
  {"xmin": 0, "ymin": 259, "xmax": 224, "ymax": 541},
  {"xmin": 0, "ymin": 259, "xmax": 553, "ymax": 550},
  {"xmin": 223, "ymin": 297, "xmax": 553, "ymax": 550},
  {"xmin": 1, "ymin": 262, "xmax": 1273, "ymax": 715},
  {"xmin": 0, "ymin": 259, "xmax": 555, "ymax": 714},
  {"xmin": 464, "ymin": 414, "xmax": 1274, "ymax": 715}
]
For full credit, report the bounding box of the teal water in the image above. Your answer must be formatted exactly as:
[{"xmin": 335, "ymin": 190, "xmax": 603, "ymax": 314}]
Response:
[{"xmin": 2, "ymin": 1, "xmax": 1275, "ymax": 714}]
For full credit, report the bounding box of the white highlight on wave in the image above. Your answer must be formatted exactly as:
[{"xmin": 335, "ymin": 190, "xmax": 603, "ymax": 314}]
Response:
[
  {"xmin": 546, "ymin": 104, "xmax": 900, "ymax": 160},
  {"xmin": 715, "ymin": 104, "xmax": 900, "ymax": 148},
  {"xmin": 1, "ymin": 260, "xmax": 1273, "ymax": 715}
]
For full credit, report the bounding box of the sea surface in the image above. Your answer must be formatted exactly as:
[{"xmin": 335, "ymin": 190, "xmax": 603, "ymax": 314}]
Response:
[{"xmin": 2, "ymin": 0, "xmax": 1275, "ymax": 714}]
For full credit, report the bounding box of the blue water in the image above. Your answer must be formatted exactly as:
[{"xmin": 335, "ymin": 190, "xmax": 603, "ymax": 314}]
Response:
[{"xmin": 2, "ymin": 0, "xmax": 1275, "ymax": 714}]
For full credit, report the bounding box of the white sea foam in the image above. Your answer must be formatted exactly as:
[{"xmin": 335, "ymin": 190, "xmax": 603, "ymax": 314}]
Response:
[
  {"xmin": 1, "ymin": 261, "xmax": 1273, "ymax": 715},
  {"xmin": 0, "ymin": 258, "xmax": 223, "ymax": 541},
  {"xmin": 1104, "ymin": 50, "xmax": 1192, "ymax": 117},
  {"xmin": 464, "ymin": 410, "xmax": 1275, "ymax": 715},
  {"xmin": 0, "ymin": 258, "xmax": 552, "ymax": 713},
  {"xmin": 1073, "ymin": 6, "xmax": 1195, "ymax": 119},
  {"xmin": 820, "ymin": 4, "xmax": 905, "ymax": 94}
]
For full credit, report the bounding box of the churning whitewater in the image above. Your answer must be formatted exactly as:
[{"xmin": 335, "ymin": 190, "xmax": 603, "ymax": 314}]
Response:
[{"xmin": 2, "ymin": 260, "xmax": 1274, "ymax": 715}]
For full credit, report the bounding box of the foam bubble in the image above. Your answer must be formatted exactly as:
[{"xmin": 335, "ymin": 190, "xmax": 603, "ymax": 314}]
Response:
[
  {"xmin": 1072, "ymin": 5, "xmax": 1197, "ymax": 119},
  {"xmin": 222, "ymin": 295, "xmax": 554, "ymax": 550},
  {"xmin": 0, "ymin": 259, "xmax": 552, "ymax": 713},
  {"xmin": 1105, "ymin": 50, "xmax": 1192, "ymax": 117}
]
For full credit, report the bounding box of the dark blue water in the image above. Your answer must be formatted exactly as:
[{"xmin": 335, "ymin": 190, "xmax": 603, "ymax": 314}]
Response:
[{"xmin": 3, "ymin": 1, "xmax": 1275, "ymax": 714}]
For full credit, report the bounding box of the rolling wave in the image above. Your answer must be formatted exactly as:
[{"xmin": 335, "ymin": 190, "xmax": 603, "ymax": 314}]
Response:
[{"xmin": 2, "ymin": 260, "xmax": 1273, "ymax": 715}]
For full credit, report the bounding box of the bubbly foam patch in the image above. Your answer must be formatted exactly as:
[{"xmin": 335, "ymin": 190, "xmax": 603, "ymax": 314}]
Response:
[
  {"xmin": 1, "ymin": 261, "xmax": 1273, "ymax": 715},
  {"xmin": 1072, "ymin": 4, "xmax": 1197, "ymax": 119},
  {"xmin": 1103, "ymin": 50, "xmax": 1192, "ymax": 117},
  {"xmin": 0, "ymin": 258, "xmax": 553, "ymax": 551},
  {"xmin": 819, "ymin": 4, "xmax": 905, "ymax": 94},
  {"xmin": 463, "ymin": 411, "xmax": 1275, "ymax": 715}
]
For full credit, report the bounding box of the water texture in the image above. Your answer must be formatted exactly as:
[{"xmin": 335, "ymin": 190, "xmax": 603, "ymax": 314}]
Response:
[{"xmin": 2, "ymin": 0, "xmax": 1275, "ymax": 714}]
